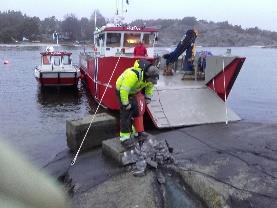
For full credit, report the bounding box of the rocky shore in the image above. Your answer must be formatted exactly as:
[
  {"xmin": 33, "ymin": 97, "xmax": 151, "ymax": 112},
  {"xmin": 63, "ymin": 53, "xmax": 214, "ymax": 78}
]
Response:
[{"xmin": 44, "ymin": 121, "xmax": 277, "ymax": 208}]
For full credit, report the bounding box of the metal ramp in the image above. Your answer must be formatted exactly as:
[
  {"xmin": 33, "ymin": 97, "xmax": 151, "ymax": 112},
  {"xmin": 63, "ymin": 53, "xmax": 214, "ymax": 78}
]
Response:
[{"xmin": 147, "ymin": 84, "xmax": 240, "ymax": 128}]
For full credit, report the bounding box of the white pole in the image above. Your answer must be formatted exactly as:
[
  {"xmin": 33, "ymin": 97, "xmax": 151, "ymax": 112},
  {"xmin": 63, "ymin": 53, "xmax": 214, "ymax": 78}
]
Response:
[
  {"xmin": 212, "ymin": 77, "xmax": 216, "ymax": 92},
  {"xmin": 222, "ymin": 58, "xmax": 228, "ymax": 125},
  {"xmin": 121, "ymin": 0, "xmax": 123, "ymax": 15},
  {"xmin": 116, "ymin": 0, "xmax": 118, "ymax": 15},
  {"xmin": 212, "ymin": 59, "xmax": 215, "ymax": 91},
  {"xmin": 94, "ymin": 11, "xmax": 97, "ymax": 29},
  {"xmin": 93, "ymin": 11, "xmax": 97, "ymax": 46}
]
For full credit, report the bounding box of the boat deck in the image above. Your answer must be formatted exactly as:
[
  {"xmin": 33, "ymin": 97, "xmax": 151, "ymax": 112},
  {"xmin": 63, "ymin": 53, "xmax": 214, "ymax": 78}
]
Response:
[
  {"xmin": 156, "ymin": 71, "xmax": 205, "ymax": 90},
  {"xmin": 147, "ymin": 70, "xmax": 240, "ymax": 128}
]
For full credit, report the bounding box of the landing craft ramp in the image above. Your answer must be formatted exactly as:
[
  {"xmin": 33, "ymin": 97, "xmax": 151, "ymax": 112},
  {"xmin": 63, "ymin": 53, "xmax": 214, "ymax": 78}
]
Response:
[
  {"xmin": 146, "ymin": 56, "xmax": 245, "ymax": 128},
  {"xmin": 147, "ymin": 80, "xmax": 240, "ymax": 128}
]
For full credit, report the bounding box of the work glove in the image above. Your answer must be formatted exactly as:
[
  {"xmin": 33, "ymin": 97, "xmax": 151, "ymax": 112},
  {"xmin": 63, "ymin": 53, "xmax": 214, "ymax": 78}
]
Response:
[
  {"xmin": 145, "ymin": 98, "xmax": 151, "ymax": 105},
  {"xmin": 124, "ymin": 103, "xmax": 131, "ymax": 111}
]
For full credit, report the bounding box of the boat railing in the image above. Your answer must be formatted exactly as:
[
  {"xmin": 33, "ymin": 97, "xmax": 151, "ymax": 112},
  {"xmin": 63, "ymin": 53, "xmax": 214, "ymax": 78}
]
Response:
[
  {"xmin": 80, "ymin": 51, "xmax": 101, "ymax": 59},
  {"xmin": 114, "ymin": 51, "xmax": 133, "ymax": 57}
]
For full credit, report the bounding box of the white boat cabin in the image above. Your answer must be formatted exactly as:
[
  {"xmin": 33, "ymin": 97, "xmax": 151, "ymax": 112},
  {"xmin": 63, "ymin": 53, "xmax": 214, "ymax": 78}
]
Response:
[
  {"xmin": 94, "ymin": 25, "xmax": 159, "ymax": 57},
  {"xmin": 40, "ymin": 52, "xmax": 73, "ymax": 70}
]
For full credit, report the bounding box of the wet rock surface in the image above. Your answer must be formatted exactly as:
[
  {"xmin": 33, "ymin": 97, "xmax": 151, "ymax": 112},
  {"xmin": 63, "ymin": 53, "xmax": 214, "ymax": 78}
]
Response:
[
  {"xmin": 160, "ymin": 169, "xmax": 207, "ymax": 208},
  {"xmin": 162, "ymin": 121, "xmax": 277, "ymax": 208},
  {"xmin": 44, "ymin": 148, "xmax": 124, "ymax": 195},
  {"xmin": 122, "ymin": 138, "xmax": 175, "ymax": 176},
  {"xmin": 73, "ymin": 171, "xmax": 157, "ymax": 208},
  {"xmin": 44, "ymin": 122, "xmax": 277, "ymax": 207}
]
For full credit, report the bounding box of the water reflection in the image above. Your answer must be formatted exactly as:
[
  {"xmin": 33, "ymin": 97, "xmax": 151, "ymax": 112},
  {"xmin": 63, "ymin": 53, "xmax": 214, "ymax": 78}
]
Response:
[{"xmin": 37, "ymin": 86, "xmax": 82, "ymax": 107}]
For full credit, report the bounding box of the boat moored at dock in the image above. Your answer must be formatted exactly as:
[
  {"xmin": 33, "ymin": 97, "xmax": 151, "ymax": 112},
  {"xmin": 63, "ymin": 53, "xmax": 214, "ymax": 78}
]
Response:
[
  {"xmin": 35, "ymin": 47, "xmax": 80, "ymax": 87},
  {"xmin": 79, "ymin": 14, "xmax": 245, "ymax": 128}
]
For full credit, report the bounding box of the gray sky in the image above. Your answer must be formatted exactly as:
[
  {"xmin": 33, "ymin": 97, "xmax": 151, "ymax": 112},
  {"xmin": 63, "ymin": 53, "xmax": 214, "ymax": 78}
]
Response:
[{"xmin": 1, "ymin": 0, "xmax": 277, "ymax": 31}]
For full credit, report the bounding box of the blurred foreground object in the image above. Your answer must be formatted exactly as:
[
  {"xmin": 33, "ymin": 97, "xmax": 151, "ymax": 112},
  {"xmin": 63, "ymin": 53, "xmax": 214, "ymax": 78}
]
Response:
[{"xmin": 0, "ymin": 139, "xmax": 68, "ymax": 208}]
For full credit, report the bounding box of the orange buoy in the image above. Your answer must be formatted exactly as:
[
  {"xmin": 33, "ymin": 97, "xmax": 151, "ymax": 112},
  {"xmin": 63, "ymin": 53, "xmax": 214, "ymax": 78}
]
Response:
[{"xmin": 4, "ymin": 60, "xmax": 9, "ymax": 64}]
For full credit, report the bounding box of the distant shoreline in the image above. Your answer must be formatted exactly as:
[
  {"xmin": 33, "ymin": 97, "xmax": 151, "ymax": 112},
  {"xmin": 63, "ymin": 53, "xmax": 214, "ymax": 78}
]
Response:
[
  {"xmin": 0, "ymin": 43, "xmax": 86, "ymax": 48},
  {"xmin": 1, "ymin": 43, "xmax": 277, "ymax": 49},
  {"xmin": 262, "ymin": 45, "xmax": 277, "ymax": 48}
]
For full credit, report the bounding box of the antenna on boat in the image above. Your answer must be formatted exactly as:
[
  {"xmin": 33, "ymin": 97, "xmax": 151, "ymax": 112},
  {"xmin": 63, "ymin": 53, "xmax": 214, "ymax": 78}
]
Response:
[
  {"xmin": 121, "ymin": 0, "xmax": 125, "ymax": 15},
  {"xmin": 114, "ymin": 0, "xmax": 129, "ymax": 25},
  {"xmin": 94, "ymin": 11, "xmax": 97, "ymax": 31},
  {"xmin": 93, "ymin": 10, "xmax": 97, "ymax": 46}
]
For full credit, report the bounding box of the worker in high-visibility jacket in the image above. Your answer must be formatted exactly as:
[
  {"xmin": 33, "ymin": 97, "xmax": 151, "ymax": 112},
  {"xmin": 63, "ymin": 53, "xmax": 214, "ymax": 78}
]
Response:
[{"xmin": 116, "ymin": 59, "xmax": 159, "ymax": 148}]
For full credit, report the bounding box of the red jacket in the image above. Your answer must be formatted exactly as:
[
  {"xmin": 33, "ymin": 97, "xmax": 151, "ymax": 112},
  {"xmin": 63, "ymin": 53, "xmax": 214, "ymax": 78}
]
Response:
[{"xmin": 134, "ymin": 44, "xmax": 148, "ymax": 56}]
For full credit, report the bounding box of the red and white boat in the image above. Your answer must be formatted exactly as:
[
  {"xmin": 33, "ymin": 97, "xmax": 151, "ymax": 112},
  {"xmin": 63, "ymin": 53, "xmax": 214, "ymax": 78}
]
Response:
[
  {"xmin": 35, "ymin": 47, "xmax": 80, "ymax": 87},
  {"xmin": 79, "ymin": 12, "xmax": 246, "ymax": 128},
  {"xmin": 79, "ymin": 24, "xmax": 158, "ymax": 107}
]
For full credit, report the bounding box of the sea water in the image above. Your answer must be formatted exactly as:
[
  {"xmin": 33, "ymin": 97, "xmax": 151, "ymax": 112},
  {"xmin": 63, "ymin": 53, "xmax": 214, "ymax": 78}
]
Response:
[{"xmin": 0, "ymin": 45, "xmax": 276, "ymax": 166}]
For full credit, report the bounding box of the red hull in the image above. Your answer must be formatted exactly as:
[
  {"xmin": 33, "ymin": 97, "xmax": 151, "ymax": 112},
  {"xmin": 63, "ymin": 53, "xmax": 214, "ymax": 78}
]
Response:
[{"xmin": 80, "ymin": 55, "xmax": 155, "ymax": 109}]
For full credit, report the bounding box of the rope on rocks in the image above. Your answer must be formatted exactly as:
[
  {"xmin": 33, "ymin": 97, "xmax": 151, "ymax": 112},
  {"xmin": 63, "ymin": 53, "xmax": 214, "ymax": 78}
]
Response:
[{"xmin": 71, "ymin": 53, "xmax": 122, "ymax": 166}]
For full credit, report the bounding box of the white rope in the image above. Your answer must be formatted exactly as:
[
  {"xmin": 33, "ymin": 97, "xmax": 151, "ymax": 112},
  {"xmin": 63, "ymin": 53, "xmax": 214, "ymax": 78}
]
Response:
[
  {"xmin": 212, "ymin": 59, "xmax": 216, "ymax": 92},
  {"xmin": 71, "ymin": 53, "xmax": 122, "ymax": 166},
  {"xmin": 222, "ymin": 58, "xmax": 228, "ymax": 125}
]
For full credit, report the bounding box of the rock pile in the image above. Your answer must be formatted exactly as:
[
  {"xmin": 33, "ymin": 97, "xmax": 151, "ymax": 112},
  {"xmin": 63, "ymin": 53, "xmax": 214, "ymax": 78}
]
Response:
[{"xmin": 122, "ymin": 138, "xmax": 175, "ymax": 176}]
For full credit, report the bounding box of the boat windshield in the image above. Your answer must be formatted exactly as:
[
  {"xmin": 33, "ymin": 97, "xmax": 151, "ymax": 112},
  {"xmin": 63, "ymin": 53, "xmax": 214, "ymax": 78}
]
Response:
[
  {"xmin": 62, "ymin": 55, "xmax": 71, "ymax": 65},
  {"xmin": 53, "ymin": 56, "xmax": 60, "ymax": 66},
  {"xmin": 143, "ymin": 33, "xmax": 156, "ymax": 47},
  {"xmin": 123, "ymin": 33, "xmax": 141, "ymax": 47},
  {"xmin": 42, "ymin": 55, "xmax": 51, "ymax": 65},
  {"xmin": 106, "ymin": 33, "xmax": 121, "ymax": 47}
]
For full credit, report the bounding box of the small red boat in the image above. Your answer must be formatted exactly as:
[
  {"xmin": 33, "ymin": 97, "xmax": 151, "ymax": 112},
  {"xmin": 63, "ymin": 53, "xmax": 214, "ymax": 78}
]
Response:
[
  {"xmin": 35, "ymin": 47, "xmax": 80, "ymax": 87},
  {"xmin": 79, "ymin": 13, "xmax": 245, "ymax": 128}
]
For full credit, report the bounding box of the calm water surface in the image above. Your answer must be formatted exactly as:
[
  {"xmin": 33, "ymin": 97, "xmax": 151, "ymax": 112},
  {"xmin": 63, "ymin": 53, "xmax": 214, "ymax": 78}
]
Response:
[
  {"xmin": 0, "ymin": 46, "xmax": 276, "ymax": 166},
  {"xmin": 0, "ymin": 46, "xmax": 96, "ymax": 166}
]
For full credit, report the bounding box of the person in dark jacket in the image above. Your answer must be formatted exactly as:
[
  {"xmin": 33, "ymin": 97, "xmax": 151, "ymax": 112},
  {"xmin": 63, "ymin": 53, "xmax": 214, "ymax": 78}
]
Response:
[{"xmin": 163, "ymin": 29, "xmax": 197, "ymax": 76}]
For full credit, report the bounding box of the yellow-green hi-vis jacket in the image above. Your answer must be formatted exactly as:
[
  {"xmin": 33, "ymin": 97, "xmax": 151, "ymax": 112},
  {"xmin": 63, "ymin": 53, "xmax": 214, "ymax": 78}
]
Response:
[{"xmin": 116, "ymin": 60, "xmax": 154, "ymax": 105}]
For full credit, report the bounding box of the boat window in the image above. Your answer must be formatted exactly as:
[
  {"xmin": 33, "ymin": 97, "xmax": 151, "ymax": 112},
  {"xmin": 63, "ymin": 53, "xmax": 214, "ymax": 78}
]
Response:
[
  {"xmin": 53, "ymin": 57, "xmax": 60, "ymax": 66},
  {"xmin": 42, "ymin": 55, "xmax": 51, "ymax": 65},
  {"xmin": 143, "ymin": 33, "xmax": 155, "ymax": 47},
  {"xmin": 96, "ymin": 34, "xmax": 105, "ymax": 47},
  {"xmin": 63, "ymin": 56, "xmax": 71, "ymax": 65},
  {"xmin": 106, "ymin": 33, "xmax": 121, "ymax": 47},
  {"xmin": 123, "ymin": 33, "xmax": 141, "ymax": 47}
]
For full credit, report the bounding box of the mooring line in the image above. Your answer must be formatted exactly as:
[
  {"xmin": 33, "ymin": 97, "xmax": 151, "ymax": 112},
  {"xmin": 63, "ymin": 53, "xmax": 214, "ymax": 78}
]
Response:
[{"xmin": 71, "ymin": 53, "xmax": 122, "ymax": 166}]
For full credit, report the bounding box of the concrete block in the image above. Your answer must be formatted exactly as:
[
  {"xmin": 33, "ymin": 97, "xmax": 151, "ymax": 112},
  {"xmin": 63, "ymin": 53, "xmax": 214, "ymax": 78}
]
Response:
[
  {"xmin": 102, "ymin": 135, "xmax": 159, "ymax": 166},
  {"xmin": 66, "ymin": 113, "xmax": 118, "ymax": 153},
  {"xmin": 102, "ymin": 138, "xmax": 125, "ymax": 164}
]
